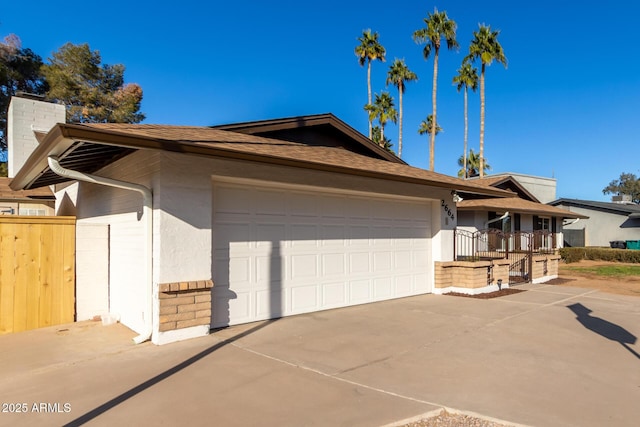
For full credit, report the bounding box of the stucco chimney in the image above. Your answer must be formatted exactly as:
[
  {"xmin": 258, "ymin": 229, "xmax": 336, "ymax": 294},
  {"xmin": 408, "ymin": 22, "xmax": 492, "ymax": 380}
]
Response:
[{"xmin": 7, "ymin": 94, "xmax": 65, "ymax": 178}]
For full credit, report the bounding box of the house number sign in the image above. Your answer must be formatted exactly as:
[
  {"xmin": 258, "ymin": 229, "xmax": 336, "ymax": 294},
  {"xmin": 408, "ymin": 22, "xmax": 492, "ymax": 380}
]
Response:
[{"xmin": 441, "ymin": 199, "xmax": 455, "ymax": 221}]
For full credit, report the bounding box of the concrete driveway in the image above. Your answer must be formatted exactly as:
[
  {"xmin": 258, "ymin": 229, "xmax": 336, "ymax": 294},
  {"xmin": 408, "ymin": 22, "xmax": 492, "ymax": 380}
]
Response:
[{"xmin": 0, "ymin": 283, "xmax": 638, "ymax": 427}]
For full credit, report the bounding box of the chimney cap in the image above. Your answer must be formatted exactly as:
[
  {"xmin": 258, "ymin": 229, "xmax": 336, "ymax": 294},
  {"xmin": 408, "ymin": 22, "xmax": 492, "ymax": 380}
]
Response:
[{"xmin": 15, "ymin": 91, "xmax": 46, "ymax": 101}]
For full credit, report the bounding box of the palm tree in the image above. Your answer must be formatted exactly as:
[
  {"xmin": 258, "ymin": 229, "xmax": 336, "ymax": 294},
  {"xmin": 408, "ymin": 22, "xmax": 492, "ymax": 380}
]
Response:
[
  {"xmin": 418, "ymin": 115, "xmax": 442, "ymax": 163},
  {"xmin": 457, "ymin": 149, "xmax": 491, "ymax": 178},
  {"xmin": 452, "ymin": 61, "xmax": 478, "ymax": 179},
  {"xmin": 466, "ymin": 24, "xmax": 507, "ymax": 178},
  {"xmin": 372, "ymin": 125, "xmax": 393, "ymax": 151},
  {"xmin": 365, "ymin": 92, "xmax": 397, "ymax": 145},
  {"xmin": 413, "ymin": 8, "xmax": 458, "ymax": 171},
  {"xmin": 386, "ymin": 59, "xmax": 418, "ymax": 158},
  {"xmin": 355, "ymin": 29, "xmax": 386, "ymax": 138}
]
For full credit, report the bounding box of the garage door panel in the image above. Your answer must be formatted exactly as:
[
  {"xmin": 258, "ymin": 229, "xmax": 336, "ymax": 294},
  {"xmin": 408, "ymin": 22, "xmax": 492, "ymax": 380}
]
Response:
[
  {"xmin": 212, "ymin": 285, "xmax": 251, "ymax": 326},
  {"xmin": 256, "ymin": 255, "xmax": 283, "ymax": 285},
  {"xmin": 215, "ymin": 223, "xmax": 251, "ymax": 250},
  {"xmin": 373, "ymin": 277, "xmax": 393, "ymax": 299},
  {"xmin": 322, "ymin": 253, "xmax": 345, "ymax": 275},
  {"xmin": 227, "ymin": 292, "xmax": 252, "ymax": 324},
  {"xmin": 373, "ymin": 252, "xmax": 393, "ymax": 271},
  {"xmin": 349, "ymin": 252, "xmax": 370, "ymax": 273},
  {"xmin": 350, "ymin": 280, "xmax": 371, "ymax": 303},
  {"xmin": 394, "ymin": 251, "xmax": 412, "ymax": 269},
  {"xmin": 291, "ymin": 285, "xmax": 319, "ymax": 312},
  {"xmin": 256, "ymin": 223, "xmax": 286, "ymax": 244},
  {"xmin": 371, "ymin": 226, "xmax": 392, "ymax": 244},
  {"xmin": 256, "ymin": 288, "xmax": 284, "ymax": 319},
  {"xmin": 291, "ymin": 254, "xmax": 318, "ymax": 279},
  {"xmin": 291, "ymin": 224, "xmax": 318, "ymax": 246},
  {"xmin": 213, "ymin": 255, "xmax": 230, "ymax": 286},
  {"xmin": 395, "ymin": 275, "xmax": 412, "ymax": 295},
  {"xmin": 254, "ymin": 190, "xmax": 287, "ymax": 215},
  {"xmin": 346, "ymin": 200, "xmax": 370, "ymax": 219},
  {"xmin": 414, "ymin": 273, "xmax": 429, "ymax": 291},
  {"xmin": 215, "ymin": 186, "xmax": 252, "ymax": 214},
  {"xmin": 289, "ymin": 193, "xmax": 318, "ymax": 217},
  {"xmin": 322, "ymin": 282, "xmax": 347, "ymax": 306},
  {"xmin": 228, "ymin": 256, "xmax": 251, "ymax": 285},
  {"xmin": 349, "ymin": 225, "xmax": 371, "ymax": 243},
  {"xmin": 321, "ymin": 225, "xmax": 345, "ymax": 245},
  {"xmin": 414, "ymin": 250, "xmax": 429, "ymax": 268},
  {"xmin": 212, "ymin": 183, "xmax": 432, "ymax": 328}
]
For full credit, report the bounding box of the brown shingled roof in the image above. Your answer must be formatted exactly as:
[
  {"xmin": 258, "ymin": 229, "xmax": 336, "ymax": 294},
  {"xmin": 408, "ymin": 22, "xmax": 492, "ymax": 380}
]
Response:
[
  {"xmin": 457, "ymin": 197, "xmax": 588, "ymax": 219},
  {"xmin": 0, "ymin": 177, "xmax": 53, "ymax": 200},
  {"xmin": 11, "ymin": 123, "xmax": 516, "ymax": 199}
]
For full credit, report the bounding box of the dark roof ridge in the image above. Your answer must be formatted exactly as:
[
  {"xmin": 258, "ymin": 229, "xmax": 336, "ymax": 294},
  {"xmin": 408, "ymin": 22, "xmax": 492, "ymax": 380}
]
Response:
[{"xmin": 549, "ymin": 198, "xmax": 640, "ymax": 215}]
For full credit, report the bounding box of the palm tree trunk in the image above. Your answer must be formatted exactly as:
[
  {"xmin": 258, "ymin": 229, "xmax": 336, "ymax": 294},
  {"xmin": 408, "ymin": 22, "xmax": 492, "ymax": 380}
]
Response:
[
  {"xmin": 430, "ymin": 49, "xmax": 439, "ymax": 171},
  {"xmin": 380, "ymin": 123, "xmax": 385, "ymax": 142},
  {"xmin": 479, "ymin": 63, "xmax": 486, "ymax": 178},
  {"xmin": 463, "ymin": 86, "xmax": 468, "ymax": 180},
  {"xmin": 398, "ymin": 86, "xmax": 403, "ymax": 157},
  {"xmin": 367, "ymin": 60, "xmax": 372, "ymax": 139}
]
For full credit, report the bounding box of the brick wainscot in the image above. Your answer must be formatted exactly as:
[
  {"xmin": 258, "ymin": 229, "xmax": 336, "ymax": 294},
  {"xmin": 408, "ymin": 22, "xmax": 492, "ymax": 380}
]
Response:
[{"xmin": 158, "ymin": 280, "xmax": 213, "ymax": 332}]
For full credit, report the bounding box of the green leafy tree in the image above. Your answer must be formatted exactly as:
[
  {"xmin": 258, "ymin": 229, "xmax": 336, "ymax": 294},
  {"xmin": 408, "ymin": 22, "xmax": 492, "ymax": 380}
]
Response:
[
  {"xmin": 0, "ymin": 34, "xmax": 48, "ymax": 152},
  {"xmin": 452, "ymin": 61, "xmax": 478, "ymax": 179},
  {"xmin": 413, "ymin": 8, "xmax": 458, "ymax": 171},
  {"xmin": 355, "ymin": 30, "xmax": 386, "ymax": 139},
  {"xmin": 42, "ymin": 43, "xmax": 144, "ymax": 124},
  {"xmin": 602, "ymin": 172, "xmax": 640, "ymax": 203},
  {"xmin": 457, "ymin": 149, "xmax": 490, "ymax": 178},
  {"xmin": 386, "ymin": 59, "xmax": 417, "ymax": 158},
  {"xmin": 365, "ymin": 92, "xmax": 397, "ymax": 146},
  {"xmin": 465, "ymin": 24, "xmax": 507, "ymax": 178}
]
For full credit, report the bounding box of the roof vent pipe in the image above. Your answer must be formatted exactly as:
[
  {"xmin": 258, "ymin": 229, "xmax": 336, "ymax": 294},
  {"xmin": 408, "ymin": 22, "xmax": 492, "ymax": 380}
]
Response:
[
  {"xmin": 563, "ymin": 218, "xmax": 580, "ymax": 226},
  {"xmin": 485, "ymin": 211, "xmax": 509, "ymax": 227},
  {"xmin": 47, "ymin": 156, "xmax": 153, "ymax": 344}
]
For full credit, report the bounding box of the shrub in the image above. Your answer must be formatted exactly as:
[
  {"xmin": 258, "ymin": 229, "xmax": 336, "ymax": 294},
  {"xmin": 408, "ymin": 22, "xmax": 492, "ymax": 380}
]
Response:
[{"xmin": 559, "ymin": 247, "xmax": 640, "ymax": 264}]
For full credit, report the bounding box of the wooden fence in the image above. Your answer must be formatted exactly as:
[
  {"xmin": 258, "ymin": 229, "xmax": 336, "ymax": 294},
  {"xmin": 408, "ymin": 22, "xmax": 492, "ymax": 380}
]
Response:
[{"xmin": 0, "ymin": 216, "xmax": 76, "ymax": 334}]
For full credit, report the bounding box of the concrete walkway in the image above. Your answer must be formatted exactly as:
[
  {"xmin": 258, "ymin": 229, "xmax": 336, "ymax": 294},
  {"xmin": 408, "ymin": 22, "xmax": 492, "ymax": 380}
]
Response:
[{"xmin": 0, "ymin": 283, "xmax": 638, "ymax": 427}]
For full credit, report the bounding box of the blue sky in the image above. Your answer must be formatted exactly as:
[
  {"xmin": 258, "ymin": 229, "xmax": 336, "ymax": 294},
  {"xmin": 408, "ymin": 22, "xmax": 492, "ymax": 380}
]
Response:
[{"xmin": 3, "ymin": 1, "xmax": 639, "ymax": 201}]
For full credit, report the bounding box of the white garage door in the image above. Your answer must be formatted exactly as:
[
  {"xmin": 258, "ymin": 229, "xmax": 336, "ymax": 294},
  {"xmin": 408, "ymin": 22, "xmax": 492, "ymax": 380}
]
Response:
[{"xmin": 212, "ymin": 182, "xmax": 432, "ymax": 328}]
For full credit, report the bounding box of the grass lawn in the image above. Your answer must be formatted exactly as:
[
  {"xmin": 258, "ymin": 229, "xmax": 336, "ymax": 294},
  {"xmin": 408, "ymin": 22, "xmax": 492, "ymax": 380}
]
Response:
[{"xmin": 562, "ymin": 264, "xmax": 640, "ymax": 277}]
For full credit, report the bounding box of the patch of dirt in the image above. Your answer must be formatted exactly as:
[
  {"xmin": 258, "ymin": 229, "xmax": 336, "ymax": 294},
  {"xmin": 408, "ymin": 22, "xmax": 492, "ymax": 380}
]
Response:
[
  {"xmin": 556, "ymin": 260, "xmax": 640, "ymax": 297},
  {"xmin": 444, "ymin": 288, "xmax": 525, "ymax": 299}
]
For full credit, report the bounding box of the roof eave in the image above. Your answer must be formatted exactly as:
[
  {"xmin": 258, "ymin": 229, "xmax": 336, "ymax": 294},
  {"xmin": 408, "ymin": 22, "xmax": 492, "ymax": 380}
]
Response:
[
  {"xmin": 10, "ymin": 124, "xmax": 514, "ymax": 198},
  {"xmin": 457, "ymin": 204, "xmax": 588, "ymax": 219}
]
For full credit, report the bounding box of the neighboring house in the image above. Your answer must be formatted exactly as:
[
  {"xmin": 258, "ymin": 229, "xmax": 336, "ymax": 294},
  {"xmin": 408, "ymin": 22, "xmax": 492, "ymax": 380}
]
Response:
[
  {"xmin": 0, "ymin": 177, "xmax": 55, "ymax": 215},
  {"xmin": 549, "ymin": 198, "xmax": 640, "ymax": 247},
  {"xmin": 8, "ymin": 97, "xmax": 511, "ymax": 345}
]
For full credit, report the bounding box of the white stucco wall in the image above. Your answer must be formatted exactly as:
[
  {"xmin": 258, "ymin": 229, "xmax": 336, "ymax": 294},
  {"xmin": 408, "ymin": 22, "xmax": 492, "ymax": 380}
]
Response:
[
  {"xmin": 431, "ymin": 192, "xmax": 456, "ymax": 263},
  {"xmin": 75, "ymin": 223, "xmax": 109, "ymax": 320},
  {"xmin": 560, "ymin": 205, "xmax": 640, "ymax": 246},
  {"xmin": 156, "ymin": 154, "xmax": 213, "ymax": 284},
  {"xmin": 56, "ymin": 151, "xmax": 160, "ymax": 335}
]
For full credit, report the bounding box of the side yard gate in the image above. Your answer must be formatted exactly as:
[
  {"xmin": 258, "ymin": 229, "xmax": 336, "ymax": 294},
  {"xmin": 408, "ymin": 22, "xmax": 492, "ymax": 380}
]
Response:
[{"xmin": 0, "ymin": 216, "xmax": 76, "ymax": 334}]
